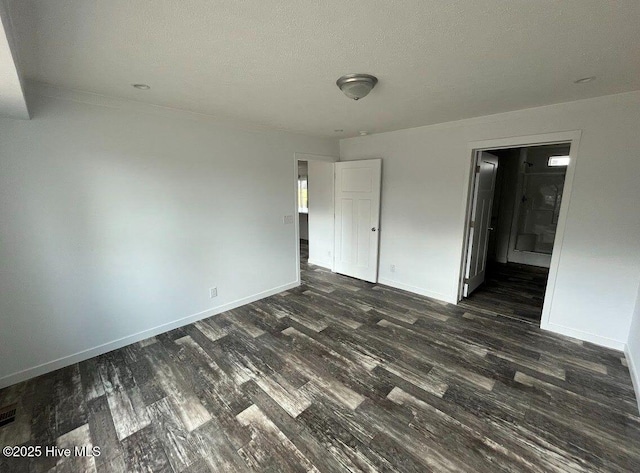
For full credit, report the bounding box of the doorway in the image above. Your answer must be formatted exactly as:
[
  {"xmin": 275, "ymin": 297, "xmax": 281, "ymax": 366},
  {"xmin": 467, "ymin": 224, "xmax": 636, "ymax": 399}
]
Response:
[
  {"xmin": 297, "ymin": 160, "xmax": 310, "ymax": 268},
  {"xmin": 459, "ymin": 138, "xmax": 576, "ymax": 325},
  {"xmin": 293, "ymin": 155, "xmax": 383, "ymax": 285},
  {"xmin": 294, "ymin": 154, "xmax": 337, "ymax": 284}
]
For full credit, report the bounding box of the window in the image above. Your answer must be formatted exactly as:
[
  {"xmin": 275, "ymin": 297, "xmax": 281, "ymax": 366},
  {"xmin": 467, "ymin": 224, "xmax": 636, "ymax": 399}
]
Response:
[
  {"xmin": 548, "ymin": 155, "xmax": 570, "ymax": 167},
  {"xmin": 298, "ymin": 175, "xmax": 308, "ymax": 213}
]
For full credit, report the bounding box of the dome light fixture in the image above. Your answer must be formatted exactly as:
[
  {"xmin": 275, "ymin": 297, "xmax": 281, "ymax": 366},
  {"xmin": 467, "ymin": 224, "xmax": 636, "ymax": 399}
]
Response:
[
  {"xmin": 336, "ymin": 74, "xmax": 378, "ymax": 100},
  {"xmin": 574, "ymin": 76, "xmax": 595, "ymax": 84},
  {"xmin": 132, "ymin": 83, "xmax": 151, "ymax": 90}
]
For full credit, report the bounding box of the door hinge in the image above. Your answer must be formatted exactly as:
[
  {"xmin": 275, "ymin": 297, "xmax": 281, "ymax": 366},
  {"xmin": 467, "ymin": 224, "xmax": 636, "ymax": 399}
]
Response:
[
  {"xmin": 469, "ymin": 221, "xmax": 475, "ymax": 228},
  {"xmin": 463, "ymin": 278, "xmax": 470, "ymax": 284},
  {"xmin": 475, "ymin": 165, "xmax": 481, "ymax": 173}
]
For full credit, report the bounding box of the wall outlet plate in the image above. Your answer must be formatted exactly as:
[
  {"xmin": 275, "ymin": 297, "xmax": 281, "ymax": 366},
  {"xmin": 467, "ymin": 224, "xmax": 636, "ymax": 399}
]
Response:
[{"xmin": 210, "ymin": 287, "xmax": 218, "ymax": 298}]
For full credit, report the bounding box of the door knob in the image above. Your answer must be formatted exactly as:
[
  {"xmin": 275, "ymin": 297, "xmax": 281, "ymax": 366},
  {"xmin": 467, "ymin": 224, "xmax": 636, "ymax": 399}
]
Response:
[{"xmin": 371, "ymin": 227, "xmax": 377, "ymax": 232}]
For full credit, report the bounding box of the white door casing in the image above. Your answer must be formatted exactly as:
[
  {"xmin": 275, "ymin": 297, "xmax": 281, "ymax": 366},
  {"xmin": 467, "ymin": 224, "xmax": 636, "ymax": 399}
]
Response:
[
  {"xmin": 334, "ymin": 159, "xmax": 382, "ymax": 283},
  {"xmin": 459, "ymin": 131, "xmax": 581, "ymax": 332},
  {"xmin": 464, "ymin": 152, "xmax": 499, "ymax": 296}
]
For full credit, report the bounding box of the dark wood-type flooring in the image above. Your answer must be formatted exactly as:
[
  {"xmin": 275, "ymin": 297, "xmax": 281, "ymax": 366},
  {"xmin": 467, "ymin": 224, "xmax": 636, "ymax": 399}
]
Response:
[
  {"xmin": 460, "ymin": 262, "xmax": 549, "ymax": 323},
  {"xmin": 0, "ymin": 243, "xmax": 638, "ymax": 472}
]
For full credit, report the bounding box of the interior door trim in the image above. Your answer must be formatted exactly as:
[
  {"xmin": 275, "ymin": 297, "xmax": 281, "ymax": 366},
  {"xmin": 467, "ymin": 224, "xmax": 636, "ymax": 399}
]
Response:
[{"xmin": 457, "ymin": 130, "xmax": 582, "ymax": 331}]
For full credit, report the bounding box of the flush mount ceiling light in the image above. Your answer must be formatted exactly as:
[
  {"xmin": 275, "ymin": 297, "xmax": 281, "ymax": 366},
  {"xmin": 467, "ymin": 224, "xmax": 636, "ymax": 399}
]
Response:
[
  {"xmin": 336, "ymin": 74, "xmax": 378, "ymax": 100},
  {"xmin": 132, "ymin": 83, "xmax": 151, "ymax": 90},
  {"xmin": 574, "ymin": 76, "xmax": 595, "ymax": 84}
]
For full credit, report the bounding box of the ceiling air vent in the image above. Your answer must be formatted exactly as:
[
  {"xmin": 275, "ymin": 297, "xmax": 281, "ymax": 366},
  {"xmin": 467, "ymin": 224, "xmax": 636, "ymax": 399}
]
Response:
[{"xmin": 0, "ymin": 403, "xmax": 17, "ymax": 428}]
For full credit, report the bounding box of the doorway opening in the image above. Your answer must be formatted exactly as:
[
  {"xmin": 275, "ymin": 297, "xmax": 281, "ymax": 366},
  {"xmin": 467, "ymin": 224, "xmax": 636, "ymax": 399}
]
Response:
[
  {"xmin": 297, "ymin": 160, "xmax": 310, "ymax": 269},
  {"xmin": 293, "ymin": 154, "xmax": 382, "ymax": 285},
  {"xmin": 459, "ymin": 142, "xmax": 572, "ymax": 325},
  {"xmin": 294, "ymin": 154, "xmax": 337, "ymax": 284}
]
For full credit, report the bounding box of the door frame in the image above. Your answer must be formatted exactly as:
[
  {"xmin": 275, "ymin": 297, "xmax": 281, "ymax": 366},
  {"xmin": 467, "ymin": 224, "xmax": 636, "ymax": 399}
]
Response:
[
  {"xmin": 456, "ymin": 131, "xmax": 582, "ymax": 329},
  {"xmin": 293, "ymin": 153, "xmax": 338, "ymax": 286}
]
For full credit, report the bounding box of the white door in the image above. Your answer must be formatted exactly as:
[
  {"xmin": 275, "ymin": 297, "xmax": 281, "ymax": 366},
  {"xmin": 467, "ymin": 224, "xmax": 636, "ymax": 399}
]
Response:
[
  {"xmin": 334, "ymin": 159, "xmax": 382, "ymax": 282},
  {"xmin": 464, "ymin": 152, "xmax": 499, "ymax": 296}
]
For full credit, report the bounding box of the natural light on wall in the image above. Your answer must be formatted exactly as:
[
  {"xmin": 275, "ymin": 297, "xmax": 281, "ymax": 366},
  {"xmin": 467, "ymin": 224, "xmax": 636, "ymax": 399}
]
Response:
[{"xmin": 548, "ymin": 155, "xmax": 571, "ymax": 167}]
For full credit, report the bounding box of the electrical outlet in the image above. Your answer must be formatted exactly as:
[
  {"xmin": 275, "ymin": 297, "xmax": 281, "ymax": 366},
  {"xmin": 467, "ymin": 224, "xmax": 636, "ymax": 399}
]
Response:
[
  {"xmin": 390, "ymin": 264, "xmax": 396, "ymax": 273},
  {"xmin": 283, "ymin": 215, "xmax": 294, "ymax": 224},
  {"xmin": 209, "ymin": 287, "xmax": 218, "ymax": 298}
]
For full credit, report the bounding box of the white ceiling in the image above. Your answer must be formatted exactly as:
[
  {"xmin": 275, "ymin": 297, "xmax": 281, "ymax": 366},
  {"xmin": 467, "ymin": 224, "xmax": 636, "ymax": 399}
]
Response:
[{"xmin": 5, "ymin": 0, "xmax": 640, "ymax": 136}]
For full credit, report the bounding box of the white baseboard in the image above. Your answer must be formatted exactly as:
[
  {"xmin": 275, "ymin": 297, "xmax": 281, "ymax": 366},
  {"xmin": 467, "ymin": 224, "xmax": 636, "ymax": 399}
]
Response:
[
  {"xmin": 625, "ymin": 344, "xmax": 640, "ymax": 416},
  {"xmin": 541, "ymin": 321, "xmax": 626, "ymax": 351},
  {"xmin": 377, "ymin": 277, "xmax": 457, "ymax": 304},
  {"xmin": 307, "ymin": 258, "xmax": 332, "ymax": 270},
  {"xmin": 0, "ymin": 281, "xmax": 299, "ymax": 389}
]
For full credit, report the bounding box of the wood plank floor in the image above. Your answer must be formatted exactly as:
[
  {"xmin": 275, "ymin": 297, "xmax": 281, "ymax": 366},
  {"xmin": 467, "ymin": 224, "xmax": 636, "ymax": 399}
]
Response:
[
  {"xmin": 460, "ymin": 262, "xmax": 549, "ymax": 324},
  {"xmin": 1, "ymin": 245, "xmax": 639, "ymax": 472}
]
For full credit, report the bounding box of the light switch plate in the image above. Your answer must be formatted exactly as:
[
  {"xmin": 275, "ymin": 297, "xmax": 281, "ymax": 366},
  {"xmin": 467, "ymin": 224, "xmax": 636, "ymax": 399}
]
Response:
[{"xmin": 283, "ymin": 215, "xmax": 294, "ymax": 224}]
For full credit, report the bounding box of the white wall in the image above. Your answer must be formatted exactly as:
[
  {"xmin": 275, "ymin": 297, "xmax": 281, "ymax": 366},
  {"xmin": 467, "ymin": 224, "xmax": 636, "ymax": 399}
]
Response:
[
  {"xmin": 341, "ymin": 91, "xmax": 640, "ymax": 350},
  {"xmin": 0, "ymin": 86, "xmax": 338, "ymax": 388},
  {"xmin": 627, "ymin": 283, "xmax": 640, "ymax": 414},
  {"xmin": 308, "ymin": 161, "xmax": 335, "ymax": 269}
]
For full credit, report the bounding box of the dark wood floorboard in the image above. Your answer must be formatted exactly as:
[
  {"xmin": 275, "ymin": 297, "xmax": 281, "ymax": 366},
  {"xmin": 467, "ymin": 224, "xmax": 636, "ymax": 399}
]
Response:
[
  {"xmin": 0, "ymin": 242, "xmax": 638, "ymax": 472},
  {"xmin": 460, "ymin": 262, "xmax": 549, "ymax": 323}
]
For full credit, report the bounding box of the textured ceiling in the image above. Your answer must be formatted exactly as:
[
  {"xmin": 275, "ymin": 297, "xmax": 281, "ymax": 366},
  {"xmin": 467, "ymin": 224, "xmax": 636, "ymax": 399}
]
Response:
[{"xmin": 6, "ymin": 0, "xmax": 640, "ymax": 136}]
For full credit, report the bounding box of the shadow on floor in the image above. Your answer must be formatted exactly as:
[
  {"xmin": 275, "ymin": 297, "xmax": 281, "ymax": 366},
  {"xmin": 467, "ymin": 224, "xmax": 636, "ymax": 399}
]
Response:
[{"xmin": 459, "ymin": 262, "xmax": 549, "ymax": 324}]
